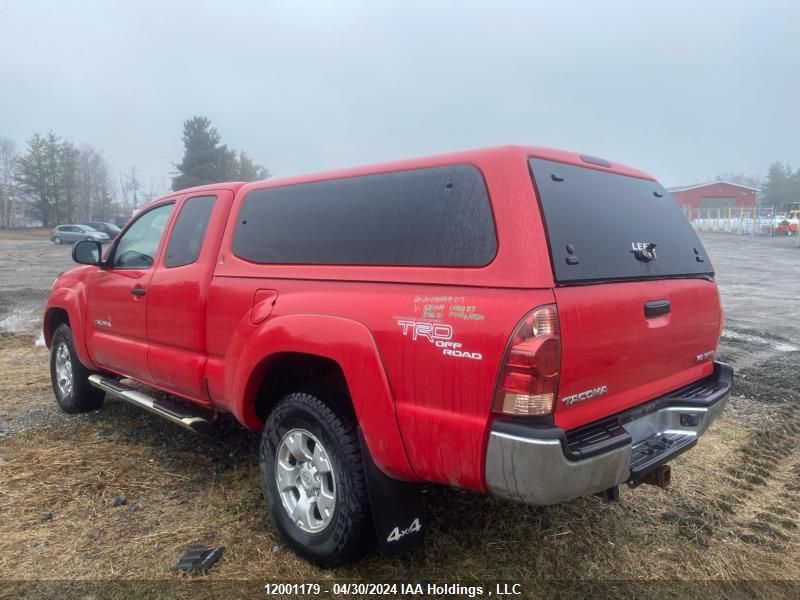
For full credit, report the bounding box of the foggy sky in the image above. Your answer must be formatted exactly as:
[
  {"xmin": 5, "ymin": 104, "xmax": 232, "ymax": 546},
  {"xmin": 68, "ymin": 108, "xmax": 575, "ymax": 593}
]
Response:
[{"xmin": 1, "ymin": 0, "xmax": 798, "ymax": 194}]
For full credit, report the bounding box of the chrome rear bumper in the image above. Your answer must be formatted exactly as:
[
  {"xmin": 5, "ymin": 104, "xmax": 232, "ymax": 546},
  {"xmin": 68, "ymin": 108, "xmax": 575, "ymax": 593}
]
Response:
[{"xmin": 484, "ymin": 362, "xmax": 733, "ymax": 505}]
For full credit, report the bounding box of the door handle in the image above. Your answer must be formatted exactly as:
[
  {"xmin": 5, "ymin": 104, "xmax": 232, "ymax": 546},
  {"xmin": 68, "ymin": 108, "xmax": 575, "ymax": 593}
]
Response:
[
  {"xmin": 644, "ymin": 299, "xmax": 670, "ymax": 318},
  {"xmin": 130, "ymin": 286, "xmax": 146, "ymax": 297}
]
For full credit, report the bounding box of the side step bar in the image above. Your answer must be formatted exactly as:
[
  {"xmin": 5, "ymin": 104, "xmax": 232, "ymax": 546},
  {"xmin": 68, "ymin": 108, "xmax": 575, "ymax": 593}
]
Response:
[{"xmin": 88, "ymin": 375, "xmax": 212, "ymax": 434}]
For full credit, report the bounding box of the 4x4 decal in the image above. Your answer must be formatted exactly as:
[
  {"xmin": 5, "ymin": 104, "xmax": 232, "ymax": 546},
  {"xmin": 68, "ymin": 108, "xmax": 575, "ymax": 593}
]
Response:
[{"xmin": 386, "ymin": 517, "xmax": 422, "ymax": 543}]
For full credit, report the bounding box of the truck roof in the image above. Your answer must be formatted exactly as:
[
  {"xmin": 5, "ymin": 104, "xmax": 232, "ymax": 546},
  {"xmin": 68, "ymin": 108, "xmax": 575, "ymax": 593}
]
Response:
[{"xmin": 157, "ymin": 145, "xmax": 654, "ymax": 208}]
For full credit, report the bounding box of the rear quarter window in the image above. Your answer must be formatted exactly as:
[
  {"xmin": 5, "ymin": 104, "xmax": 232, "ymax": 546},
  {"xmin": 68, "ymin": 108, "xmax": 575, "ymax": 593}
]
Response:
[
  {"xmin": 232, "ymin": 165, "xmax": 496, "ymax": 267},
  {"xmin": 164, "ymin": 195, "xmax": 215, "ymax": 268}
]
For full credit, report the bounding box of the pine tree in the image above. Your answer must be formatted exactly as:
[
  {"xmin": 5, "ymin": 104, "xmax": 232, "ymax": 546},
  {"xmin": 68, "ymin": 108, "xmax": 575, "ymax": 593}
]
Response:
[
  {"xmin": 762, "ymin": 162, "xmax": 793, "ymax": 208},
  {"xmin": 15, "ymin": 132, "xmax": 62, "ymax": 226},
  {"xmin": 171, "ymin": 116, "xmax": 229, "ymax": 190},
  {"xmin": 59, "ymin": 141, "xmax": 79, "ymax": 223},
  {"xmin": 236, "ymin": 150, "xmax": 270, "ymax": 181},
  {"xmin": 171, "ymin": 116, "xmax": 269, "ymax": 190}
]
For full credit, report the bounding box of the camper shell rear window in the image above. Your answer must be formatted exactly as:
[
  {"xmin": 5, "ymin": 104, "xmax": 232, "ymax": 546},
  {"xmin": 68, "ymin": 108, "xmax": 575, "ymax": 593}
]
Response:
[{"xmin": 529, "ymin": 158, "xmax": 714, "ymax": 284}]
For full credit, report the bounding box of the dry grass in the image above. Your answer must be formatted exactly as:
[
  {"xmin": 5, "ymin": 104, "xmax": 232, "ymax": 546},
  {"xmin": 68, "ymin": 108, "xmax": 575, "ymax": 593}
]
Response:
[
  {"xmin": 0, "ymin": 228, "xmax": 51, "ymax": 241},
  {"xmin": 1, "ymin": 334, "xmax": 799, "ymax": 598},
  {"xmin": 0, "ymin": 333, "xmax": 51, "ymax": 415}
]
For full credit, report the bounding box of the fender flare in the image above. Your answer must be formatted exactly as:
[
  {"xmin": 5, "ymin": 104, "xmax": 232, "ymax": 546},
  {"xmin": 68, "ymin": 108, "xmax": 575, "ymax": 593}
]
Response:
[
  {"xmin": 44, "ymin": 286, "xmax": 98, "ymax": 370},
  {"xmin": 225, "ymin": 313, "xmax": 417, "ymax": 481}
]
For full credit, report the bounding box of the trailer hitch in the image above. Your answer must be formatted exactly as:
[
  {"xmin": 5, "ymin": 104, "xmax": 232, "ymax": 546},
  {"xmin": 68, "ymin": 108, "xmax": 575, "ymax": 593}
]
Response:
[{"xmin": 629, "ymin": 464, "xmax": 672, "ymax": 489}]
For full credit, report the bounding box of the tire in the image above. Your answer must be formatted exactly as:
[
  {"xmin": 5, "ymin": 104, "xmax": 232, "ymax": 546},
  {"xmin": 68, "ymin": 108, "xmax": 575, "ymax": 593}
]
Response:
[
  {"xmin": 50, "ymin": 323, "xmax": 104, "ymax": 413},
  {"xmin": 53, "ymin": 236, "xmax": 61, "ymax": 244},
  {"xmin": 260, "ymin": 390, "xmax": 374, "ymax": 566}
]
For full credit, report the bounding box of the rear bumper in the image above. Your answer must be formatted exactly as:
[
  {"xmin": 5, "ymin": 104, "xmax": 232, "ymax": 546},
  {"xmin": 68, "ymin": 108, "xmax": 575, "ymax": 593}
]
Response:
[{"xmin": 484, "ymin": 361, "xmax": 733, "ymax": 505}]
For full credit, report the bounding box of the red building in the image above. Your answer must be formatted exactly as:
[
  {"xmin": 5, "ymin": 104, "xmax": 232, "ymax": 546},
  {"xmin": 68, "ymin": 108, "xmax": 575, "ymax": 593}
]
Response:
[{"xmin": 668, "ymin": 181, "xmax": 758, "ymax": 209}]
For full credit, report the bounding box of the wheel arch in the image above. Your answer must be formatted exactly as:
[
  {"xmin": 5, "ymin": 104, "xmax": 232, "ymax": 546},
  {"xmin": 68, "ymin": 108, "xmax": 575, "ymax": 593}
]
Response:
[
  {"xmin": 252, "ymin": 352, "xmax": 354, "ymax": 423},
  {"xmin": 44, "ymin": 286, "xmax": 98, "ymax": 370},
  {"xmin": 225, "ymin": 313, "xmax": 417, "ymax": 481},
  {"xmin": 43, "ymin": 307, "xmax": 70, "ymax": 347}
]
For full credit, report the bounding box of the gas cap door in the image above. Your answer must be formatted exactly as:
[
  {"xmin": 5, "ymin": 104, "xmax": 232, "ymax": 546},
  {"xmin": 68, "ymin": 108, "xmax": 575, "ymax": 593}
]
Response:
[{"xmin": 250, "ymin": 289, "xmax": 278, "ymax": 324}]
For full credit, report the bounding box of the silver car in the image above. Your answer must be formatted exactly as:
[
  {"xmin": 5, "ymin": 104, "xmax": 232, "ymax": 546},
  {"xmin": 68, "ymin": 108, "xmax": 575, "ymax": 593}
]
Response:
[{"xmin": 50, "ymin": 224, "xmax": 110, "ymax": 244}]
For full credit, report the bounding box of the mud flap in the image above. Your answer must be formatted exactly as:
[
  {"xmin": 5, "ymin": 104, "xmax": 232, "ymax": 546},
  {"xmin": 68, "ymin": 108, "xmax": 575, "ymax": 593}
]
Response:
[{"xmin": 358, "ymin": 429, "xmax": 426, "ymax": 555}]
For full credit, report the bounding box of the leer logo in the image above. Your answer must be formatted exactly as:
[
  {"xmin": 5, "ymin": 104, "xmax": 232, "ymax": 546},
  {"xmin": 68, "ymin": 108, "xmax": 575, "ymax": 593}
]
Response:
[{"xmin": 631, "ymin": 241, "xmax": 657, "ymax": 261}]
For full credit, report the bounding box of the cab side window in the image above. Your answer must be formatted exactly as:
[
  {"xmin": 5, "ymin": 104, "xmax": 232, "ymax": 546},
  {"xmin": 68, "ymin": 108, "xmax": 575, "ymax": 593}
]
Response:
[
  {"xmin": 163, "ymin": 195, "xmax": 216, "ymax": 268},
  {"xmin": 112, "ymin": 203, "xmax": 174, "ymax": 269}
]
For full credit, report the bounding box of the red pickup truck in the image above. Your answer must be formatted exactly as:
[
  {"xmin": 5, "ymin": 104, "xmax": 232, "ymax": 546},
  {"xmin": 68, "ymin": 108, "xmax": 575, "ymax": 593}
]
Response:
[{"xmin": 44, "ymin": 146, "xmax": 732, "ymax": 565}]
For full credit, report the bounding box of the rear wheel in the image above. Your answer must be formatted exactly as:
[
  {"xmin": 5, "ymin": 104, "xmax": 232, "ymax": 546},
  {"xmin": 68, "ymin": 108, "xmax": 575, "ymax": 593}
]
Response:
[
  {"xmin": 50, "ymin": 324, "xmax": 104, "ymax": 413},
  {"xmin": 260, "ymin": 390, "xmax": 373, "ymax": 566},
  {"xmin": 53, "ymin": 236, "xmax": 62, "ymax": 244}
]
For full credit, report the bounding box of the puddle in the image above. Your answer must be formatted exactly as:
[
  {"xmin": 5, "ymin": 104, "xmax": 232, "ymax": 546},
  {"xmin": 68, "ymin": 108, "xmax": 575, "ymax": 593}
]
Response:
[
  {"xmin": 0, "ymin": 307, "xmax": 39, "ymax": 333},
  {"xmin": 722, "ymin": 329, "xmax": 799, "ymax": 352},
  {"xmin": 774, "ymin": 342, "xmax": 799, "ymax": 352}
]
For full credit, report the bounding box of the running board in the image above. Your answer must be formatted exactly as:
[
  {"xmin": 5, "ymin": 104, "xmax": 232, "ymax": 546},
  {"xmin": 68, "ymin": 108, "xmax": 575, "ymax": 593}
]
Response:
[{"xmin": 88, "ymin": 375, "xmax": 212, "ymax": 434}]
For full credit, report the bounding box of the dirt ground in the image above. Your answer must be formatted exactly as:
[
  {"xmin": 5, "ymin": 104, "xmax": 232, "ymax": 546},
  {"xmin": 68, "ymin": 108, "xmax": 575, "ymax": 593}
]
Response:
[{"xmin": 0, "ymin": 230, "xmax": 798, "ymax": 598}]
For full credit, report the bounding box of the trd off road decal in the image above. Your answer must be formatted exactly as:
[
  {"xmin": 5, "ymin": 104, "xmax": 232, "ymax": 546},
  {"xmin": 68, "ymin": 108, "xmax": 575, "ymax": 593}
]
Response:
[{"xmin": 396, "ymin": 319, "xmax": 483, "ymax": 360}]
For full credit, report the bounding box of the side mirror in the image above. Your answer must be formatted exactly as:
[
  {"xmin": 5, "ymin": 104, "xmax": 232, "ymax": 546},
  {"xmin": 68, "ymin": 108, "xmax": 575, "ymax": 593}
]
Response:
[{"xmin": 72, "ymin": 240, "xmax": 103, "ymax": 265}]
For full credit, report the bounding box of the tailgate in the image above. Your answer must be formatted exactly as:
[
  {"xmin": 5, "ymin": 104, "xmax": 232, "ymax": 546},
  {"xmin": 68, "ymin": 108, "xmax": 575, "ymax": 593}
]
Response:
[
  {"xmin": 527, "ymin": 157, "xmax": 721, "ymax": 431},
  {"xmin": 553, "ymin": 279, "xmax": 720, "ymax": 431}
]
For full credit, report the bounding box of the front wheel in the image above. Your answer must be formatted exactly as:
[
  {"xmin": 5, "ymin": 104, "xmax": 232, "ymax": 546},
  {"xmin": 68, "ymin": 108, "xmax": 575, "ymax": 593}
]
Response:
[
  {"xmin": 260, "ymin": 390, "xmax": 374, "ymax": 566},
  {"xmin": 53, "ymin": 236, "xmax": 62, "ymax": 244},
  {"xmin": 50, "ymin": 324, "xmax": 104, "ymax": 413}
]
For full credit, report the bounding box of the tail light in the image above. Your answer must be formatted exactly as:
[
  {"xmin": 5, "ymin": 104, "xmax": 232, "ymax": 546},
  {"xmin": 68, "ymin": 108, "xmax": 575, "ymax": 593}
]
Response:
[{"xmin": 492, "ymin": 304, "xmax": 561, "ymax": 416}]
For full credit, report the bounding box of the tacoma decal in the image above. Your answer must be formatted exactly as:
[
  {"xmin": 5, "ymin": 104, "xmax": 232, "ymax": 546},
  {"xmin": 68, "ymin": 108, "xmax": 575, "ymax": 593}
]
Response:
[{"xmin": 562, "ymin": 385, "xmax": 609, "ymax": 406}]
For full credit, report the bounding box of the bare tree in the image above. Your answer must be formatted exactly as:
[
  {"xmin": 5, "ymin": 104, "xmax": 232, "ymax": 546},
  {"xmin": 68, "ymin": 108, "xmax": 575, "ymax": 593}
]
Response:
[
  {"xmin": 120, "ymin": 166, "xmax": 142, "ymax": 213},
  {"xmin": 0, "ymin": 137, "xmax": 18, "ymax": 228},
  {"xmin": 75, "ymin": 145, "xmax": 113, "ymax": 221}
]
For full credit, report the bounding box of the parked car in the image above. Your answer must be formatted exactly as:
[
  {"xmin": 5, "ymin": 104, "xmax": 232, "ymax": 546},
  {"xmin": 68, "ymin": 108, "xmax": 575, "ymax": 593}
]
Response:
[
  {"xmin": 50, "ymin": 224, "xmax": 110, "ymax": 244},
  {"xmin": 84, "ymin": 221, "xmax": 121, "ymax": 239},
  {"xmin": 43, "ymin": 146, "xmax": 731, "ymax": 566}
]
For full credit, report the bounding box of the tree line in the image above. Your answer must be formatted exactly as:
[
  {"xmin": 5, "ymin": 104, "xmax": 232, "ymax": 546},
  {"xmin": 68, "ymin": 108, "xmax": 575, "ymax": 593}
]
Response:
[
  {"xmin": 0, "ymin": 116, "xmax": 268, "ymax": 228},
  {"xmin": 760, "ymin": 162, "xmax": 800, "ymax": 207},
  {"xmin": 711, "ymin": 162, "xmax": 799, "ymax": 208},
  {"xmin": 3, "ymin": 117, "xmax": 797, "ymax": 228},
  {"xmin": 0, "ymin": 133, "xmax": 117, "ymax": 228}
]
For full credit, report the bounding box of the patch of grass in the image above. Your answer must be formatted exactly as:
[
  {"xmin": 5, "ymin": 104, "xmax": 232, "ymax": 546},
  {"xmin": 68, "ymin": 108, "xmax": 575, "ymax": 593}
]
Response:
[
  {"xmin": 0, "ymin": 228, "xmax": 52, "ymax": 241},
  {"xmin": 1, "ymin": 327, "xmax": 799, "ymax": 596},
  {"xmin": 0, "ymin": 412, "xmax": 798, "ymax": 588}
]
